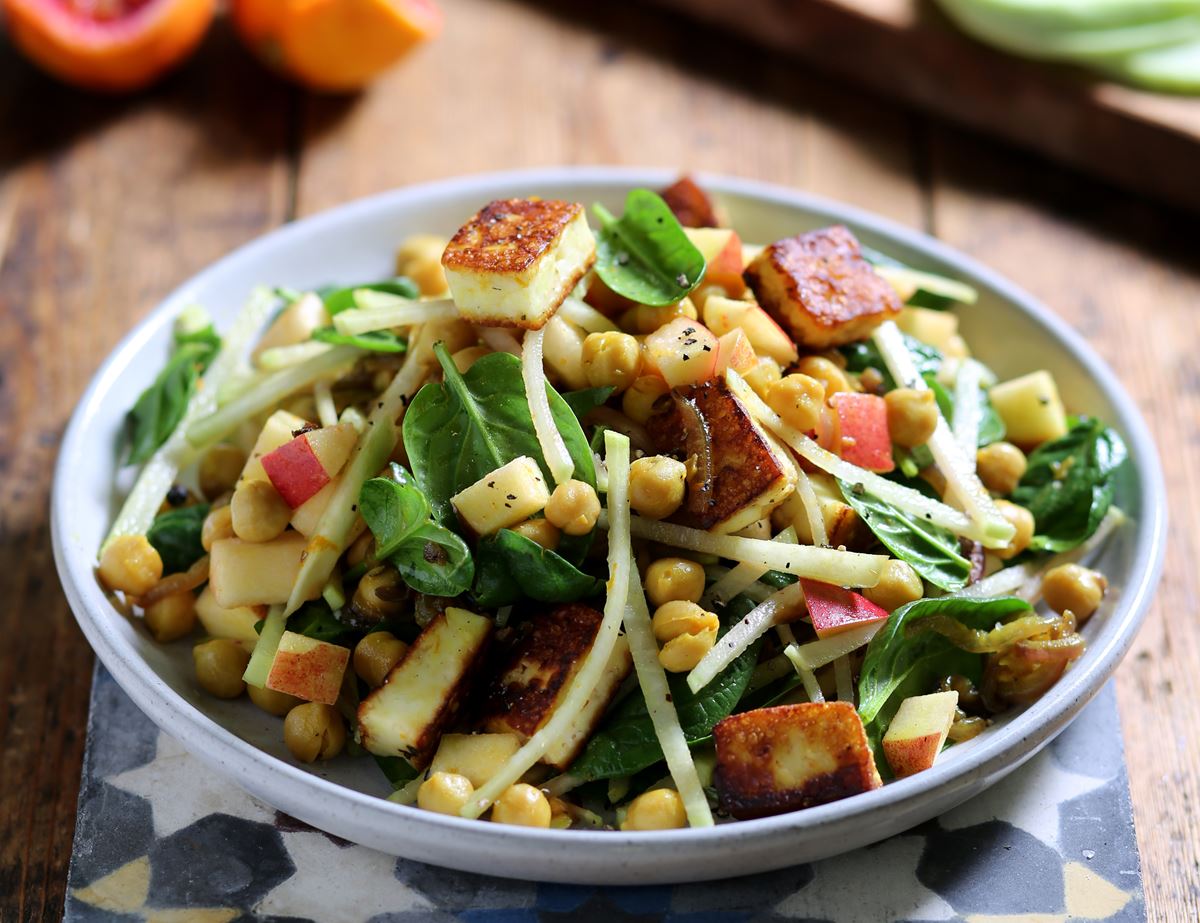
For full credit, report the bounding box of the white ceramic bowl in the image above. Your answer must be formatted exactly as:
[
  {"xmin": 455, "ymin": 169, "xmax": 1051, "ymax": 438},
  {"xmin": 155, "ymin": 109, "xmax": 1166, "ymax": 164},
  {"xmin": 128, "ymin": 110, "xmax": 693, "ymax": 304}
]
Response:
[{"xmin": 52, "ymin": 167, "xmax": 1166, "ymax": 885}]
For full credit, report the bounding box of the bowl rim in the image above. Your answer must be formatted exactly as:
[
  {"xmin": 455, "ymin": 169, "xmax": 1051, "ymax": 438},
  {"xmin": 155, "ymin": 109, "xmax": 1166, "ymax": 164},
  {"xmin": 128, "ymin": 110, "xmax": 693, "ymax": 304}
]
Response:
[{"xmin": 51, "ymin": 165, "xmax": 1167, "ymax": 862}]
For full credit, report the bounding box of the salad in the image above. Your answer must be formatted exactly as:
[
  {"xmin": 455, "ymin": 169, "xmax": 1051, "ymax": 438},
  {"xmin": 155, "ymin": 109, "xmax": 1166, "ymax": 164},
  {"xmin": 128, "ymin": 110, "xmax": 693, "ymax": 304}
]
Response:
[{"xmin": 95, "ymin": 176, "xmax": 1127, "ymax": 832}]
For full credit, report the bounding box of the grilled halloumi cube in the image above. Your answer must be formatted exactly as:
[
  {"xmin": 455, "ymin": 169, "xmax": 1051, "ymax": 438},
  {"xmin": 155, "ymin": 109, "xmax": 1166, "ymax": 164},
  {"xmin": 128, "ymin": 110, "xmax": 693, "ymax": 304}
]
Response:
[
  {"xmin": 713, "ymin": 702, "xmax": 881, "ymax": 819},
  {"xmin": 650, "ymin": 377, "xmax": 797, "ymax": 534},
  {"xmin": 744, "ymin": 225, "xmax": 901, "ymax": 350},
  {"xmin": 770, "ymin": 471, "xmax": 872, "ymax": 550},
  {"xmin": 481, "ymin": 603, "xmax": 633, "ymax": 769},
  {"xmin": 442, "ymin": 198, "xmax": 596, "ymax": 330},
  {"xmin": 451, "ymin": 456, "xmax": 551, "ymax": 538},
  {"xmin": 357, "ymin": 607, "xmax": 492, "ymax": 767}
]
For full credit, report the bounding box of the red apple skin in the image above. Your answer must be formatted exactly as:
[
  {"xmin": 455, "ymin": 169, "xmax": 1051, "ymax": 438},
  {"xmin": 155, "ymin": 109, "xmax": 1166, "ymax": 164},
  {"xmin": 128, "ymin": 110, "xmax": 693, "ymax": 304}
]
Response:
[
  {"xmin": 261, "ymin": 434, "xmax": 331, "ymax": 508},
  {"xmin": 830, "ymin": 392, "xmax": 895, "ymax": 473},
  {"xmin": 266, "ymin": 639, "xmax": 349, "ymax": 705},
  {"xmin": 644, "ymin": 317, "xmax": 720, "ymax": 389},
  {"xmin": 801, "ymin": 578, "xmax": 889, "ymax": 638},
  {"xmin": 715, "ymin": 329, "xmax": 758, "ymax": 375},
  {"xmin": 685, "ymin": 227, "xmax": 746, "ymax": 296},
  {"xmin": 883, "ymin": 733, "xmax": 943, "ymax": 778}
]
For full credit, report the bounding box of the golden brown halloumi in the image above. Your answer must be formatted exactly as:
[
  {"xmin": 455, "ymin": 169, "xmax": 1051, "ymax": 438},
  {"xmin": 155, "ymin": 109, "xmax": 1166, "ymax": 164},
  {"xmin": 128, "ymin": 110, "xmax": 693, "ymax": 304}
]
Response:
[
  {"xmin": 713, "ymin": 702, "xmax": 881, "ymax": 819},
  {"xmin": 481, "ymin": 603, "xmax": 632, "ymax": 769},
  {"xmin": 743, "ymin": 225, "xmax": 901, "ymax": 350},
  {"xmin": 441, "ymin": 198, "xmax": 596, "ymax": 330},
  {"xmin": 357, "ymin": 607, "xmax": 492, "ymax": 767},
  {"xmin": 659, "ymin": 175, "xmax": 723, "ymax": 229},
  {"xmin": 649, "ymin": 377, "xmax": 797, "ymax": 534}
]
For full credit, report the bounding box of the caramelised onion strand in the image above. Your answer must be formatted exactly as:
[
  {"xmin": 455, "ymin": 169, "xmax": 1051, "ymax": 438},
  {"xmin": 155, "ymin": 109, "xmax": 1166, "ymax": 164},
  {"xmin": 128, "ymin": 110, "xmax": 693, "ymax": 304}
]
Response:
[
  {"xmin": 138, "ymin": 554, "xmax": 211, "ymax": 607},
  {"xmin": 673, "ymin": 391, "xmax": 714, "ymax": 513},
  {"xmin": 905, "ymin": 612, "xmax": 1059, "ymax": 653}
]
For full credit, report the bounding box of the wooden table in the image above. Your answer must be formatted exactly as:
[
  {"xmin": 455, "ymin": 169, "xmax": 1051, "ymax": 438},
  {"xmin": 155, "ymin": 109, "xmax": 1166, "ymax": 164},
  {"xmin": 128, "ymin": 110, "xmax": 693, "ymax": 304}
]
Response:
[{"xmin": 1, "ymin": 0, "xmax": 1197, "ymax": 917}]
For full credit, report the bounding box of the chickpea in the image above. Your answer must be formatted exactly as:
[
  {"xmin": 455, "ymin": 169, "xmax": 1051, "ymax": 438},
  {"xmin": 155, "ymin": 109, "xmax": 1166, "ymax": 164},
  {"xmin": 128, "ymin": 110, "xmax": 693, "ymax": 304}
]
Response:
[
  {"xmin": 348, "ymin": 565, "xmax": 409, "ymax": 627},
  {"xmin": 581, "ymin": 332, "xmax": 643, "ymax": 394},
  {"xmin": 143, "ymin": 591, "xmax": 197, "ymax": 643},
  {"xmin": 992, "ymin": 499, "xmax": 1035, "ymax": 560},
  {"xmin": 490, "ymin": 783, "xmax": 552, "ymax": 828},
  {"xmin": 230, "ymin": 479, "xmax": 292, "ymax": 543},
  {"xmin": 395, "ymin": 233, "xmax": 450, "ymax": 296},
  {"xmin": 653, "ymin": 600, "xmax": 719, "ymax": 672},
  {"xmin": 795, "ymin": 356, "xmax": 851, "ymax": 396},
  {"xmin": 622, "ymin": 788, "xmax": 687, "ymax": 831},
  {"xmin": 283, "ymin": 703, "xmax": 346, "ymax": 763},
  {"xmin": 622, "ymin": 376, "xmax": 671, "ymax": 425},
  {"xmin": 98, "ymin": 535, "xmax": 163, "ymax": 597},
  {"xmin": 544, "ymin": 479, "xmax": 601, "ymax": 536},
  {"xmin": 863, "ymin": 560, "xmax": 924, "ymax": 612},
  {"xmin": 418, "ymin": 772, "xmax": 475, "ymax": 815},
  {"xmin": 645, "ymin": 558, "xmax": 706, "ymax": 607},
  {"xmin": 201, "ymin": 506, "xmax": 234, "ymax": 553},
  {"xmin": 353, "ymin": 630, "xmax": 409, "ymax": 687},
  {"xmin": 885, "ymin": 388, "xmax": 939, "ymax": 448},
  {"xmin": 451, "ymin": 345, "xmax": 491, "ymax": 374},
  {"xmin": 619, "ymin": 299, "xmax": 697, "ymax": 335},
  {"xmin": 248, "ymin": 682, "xmax": 302, "ymax": 716},
  {"xmin": 629, "ymin": 456, "xmax": 687, "ymax": 520},
  {"xmin": 1042, "ymin": 564, "xmax": 1107, "ymax": 623},
  {"xmin": 198, "ymin": 443, "xmax": 248, "ymax": 500},
  {"xmin": 766, "ymin": 374, "xmax": 826, "ymax": 433},
  {"xmin": 512, "ymin": 518, "xmax": 561, "ymax": 550},
  {"xmin": 976, "ymin": 442, "xmax": 1028, "ymax": 495},
  {"xmin": 743, "ymin": 357, "xmax": 782, "ymax": 400},
  {"xmin": 193, "ymin": 639, "xmax": 250, "ymax": 699}
]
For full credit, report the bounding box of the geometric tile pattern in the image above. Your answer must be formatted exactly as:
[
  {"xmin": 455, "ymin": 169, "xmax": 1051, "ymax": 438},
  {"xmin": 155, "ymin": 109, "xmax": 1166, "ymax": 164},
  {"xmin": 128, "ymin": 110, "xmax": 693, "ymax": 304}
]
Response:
[{"xmin": 66, "ymin": 667, "xmax": 1145, "ymax": 922}]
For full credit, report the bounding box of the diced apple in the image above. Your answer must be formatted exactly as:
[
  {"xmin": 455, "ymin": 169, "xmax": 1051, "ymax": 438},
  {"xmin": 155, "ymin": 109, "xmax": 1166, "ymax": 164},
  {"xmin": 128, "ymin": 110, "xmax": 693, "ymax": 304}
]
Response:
[
  {"xmin": 714, "ymin": 328, "xmax": 758, "ymax": 375},
  {"xmin": 209, "ymin": 533, "xmax": 318, "ymax": 608},
  {"xmin": 452, "ymin": 456, "xmax": 551, "ymax": 538},
  {"xmin": 261, "ymin": 422, "xmax": 358, "ymax": 509},
  {"xmin": 703, "ymin": 296, "xmax": 798, "ymax": 366},
  {"xmin": 989, "ymin": 370, "xmax": 1067, "ymax": 449},
  {"xmin": 830, "ymin": 392, "xmax": 894, "ymax": 473},
  {"xmin": 303, "ymin": 422, "xmax": 357, "ymax": 475},
  {"xmin": 428, "ymin": 733, "xmax": 522, "ymax": 787},
  {"xmin": 239, "ymin": 410, "xmax": 310, "ymax": 487},
  {"xmin": 882, "ymin": 690, "xmax": 959, "ymax": 778},
  {"xmin": 895, "ymin": 306, "xmax": 959, "ymax": 353},
  {"xmin": 801, "ymin": 579, "xmax": 889, "ymax": 638},
  {"xmin": 683, "ymin": 227, "xmax": 746, "ymax": 297},
  {"xmin": 252, "ymin": 293, "xmax": 331, "ymax": 365},
  {"xmin": 265, "ymin": 630, "xmax": 350, "ymax": 705},
  {"xmin": 643, "ymin": 316, "xmax": 719, "ymax": 389},
  {"xmin": 194, "ymin": 585, "xmax": 266, "ymax": 647}
]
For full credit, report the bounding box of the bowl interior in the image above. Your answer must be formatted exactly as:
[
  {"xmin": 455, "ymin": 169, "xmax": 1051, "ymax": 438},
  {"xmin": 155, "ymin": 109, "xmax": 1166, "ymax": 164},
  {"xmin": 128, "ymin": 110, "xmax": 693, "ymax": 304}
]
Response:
[{"xmin": 53, "ymin": 168, "xmax": 1164, "ymax": 880}]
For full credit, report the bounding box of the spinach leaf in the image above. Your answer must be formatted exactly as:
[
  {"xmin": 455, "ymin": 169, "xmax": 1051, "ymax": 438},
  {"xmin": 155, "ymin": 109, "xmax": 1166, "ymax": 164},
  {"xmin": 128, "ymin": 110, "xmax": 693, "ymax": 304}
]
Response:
[
  {"xmin": 858, "ymin": 596, "xmax": 1032, "ymax": 765},
  {"xmin": 312, "ymin": 327, "xmax": 407, "ymax": 353},
  {"xmin": 592, "ymin": 189, "xmax": 706, "ymax": 306},
  {"xmin": 840, "ymin": 335, "xmax": 941, "ymax": 391},
  {"xmin": 927, "ymin": 375, "xmax": 1005, "ymax": 448},
  {"xmin": 320, "ymin": 277, "xmax": 420, "ymax": 315},
  {"xmin": 288, "ymin": 600, "xmax": 360, "ymax": 646},
  {"xmin": 359, "ymin": 465, "xmax": 431, "ymax": 560},
  {"xmin": 838, "ymin": 479, "xmax": 970, "ymax": 591},
  {"xmin": 1010, "ymin": 417, "xmax": 1127, "ymax": 553},
  {"xmin": 471, "ymin": 529, "xmax": 602, "ymax": 607},
  {"xmin": 146, "ymin": 503, "xmax": 210, "ymax": 575},
  {"xmin": 374, "ymin": 754, "xmax": 419, "ymax": 788},
  {"xmin": 402, "ymin": 347, "xmax": 596, "ymax": 524},
  {"xmin": 568, "ymin": 595, "xmax": 761, "ymax": 781},
  {"xmin": 561, "ymin": 386, "xmax": 615, "ymax": 421}
]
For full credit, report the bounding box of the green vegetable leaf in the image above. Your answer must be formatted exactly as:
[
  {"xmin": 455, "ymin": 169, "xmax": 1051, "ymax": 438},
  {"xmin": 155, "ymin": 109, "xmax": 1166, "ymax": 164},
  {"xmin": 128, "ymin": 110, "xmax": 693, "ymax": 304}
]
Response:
[
  {"xmin": 860, "ymin": 245, "xmax": 978, "ymax": 310},
  {"xmin": 838, "ymin": 479, "xmax": 970, "ymax": 591},
  {"xmin": 471, "ymin": 529, "xmax": 602, "ymax": 607},
  {"xmin": 288, "ymin": 600, "xmax": 359, "ymax": 646},
  {"xmin": 592, "ymin": 189, "xmax": 706, "ymax": 306},
  {"xmin": 146, "ymin": 503, "xmax": 210, "ymax": 575},
  {"xmin": 320, "ymin": 277, "xmax": 420, "ymax": 315},
  {"xmin": 568, "ymin": 595, "xmax": 761, "ymax": 781},
  {"xmin": 926, "ymin": 375, "xmax": 1005, "ymax": 448},
  {"xmin": 374, "ymin": 754, "xmax": 419, "ymax": 788},
  {"xmin": 312, "ymin": 326, "xmax": 407, "ymax": 353},
  {"xmin": 561, "ymin": 386, "xmax": 615, "ymax": 421},
  {"xmin": 359, "ymin": 465, "xmax": 432, "ymax": 560},
  {"xmin": 402, "ymin": 348, "xmax": 596, "ymax": 524},
  {"xmin": 390, "ymin": 522, "xmax": 474, "ymax": 597},
  {"xmin": 840, "ymin": 335, "xmax": 941, "ymax": 391},
  {"xmin": 1010, "ymin": 417, "xmax": 1127, "ymax": 552}
]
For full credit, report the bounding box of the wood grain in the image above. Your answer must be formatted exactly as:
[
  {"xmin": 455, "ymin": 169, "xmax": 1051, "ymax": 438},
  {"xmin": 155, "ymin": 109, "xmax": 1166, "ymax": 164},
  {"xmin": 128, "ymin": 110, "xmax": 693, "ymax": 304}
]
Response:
[{"xmin": 1, "ymin": 0, "xmax": 1197, "ymax": 918}]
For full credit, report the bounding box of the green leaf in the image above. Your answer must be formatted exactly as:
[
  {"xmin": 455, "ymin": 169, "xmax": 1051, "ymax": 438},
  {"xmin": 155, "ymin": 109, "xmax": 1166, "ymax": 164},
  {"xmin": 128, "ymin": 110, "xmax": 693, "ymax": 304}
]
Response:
[
  {"xmin": 840, "ymin": 335, "xmax": 941, "ymax": 391},
  {"xmin": 592, "ymin": 189, "xmax": 706, "ymax": 306},
  {"xmin": 146, "ymin": 503, "xmax": 210, "ymax": 575},
  {"xmin": 359, "ymin": 466, "xmax": 432, "ymax": 560},
  {"xmin": 402, "ymin": 348, "xmax": 597, "ymax": 524},
  {"xmin": 123, "ymin": 337, "xmax": 220, "ymax": 466},
  {"xmin": 288, "ymin": 600, "xmax": 359, "ymax": 646},
  {"xmin": 838, "ymin": 479, "xmax": 971, "ymax": 591},
  {"xmin": 568, "ymin": 595, "xmax": 761, "ymax": 781},
  {"xmin": 471, "ymin": 529, "xmax": 602, "ymax": 607},
  {"xmin": 1011, "ymin": 417, "xmax": 1127, "ymax": 552},
  {"xmin": 374, "ymin": 754, "xmax": 420, "ymax": 788},
  {"xmin": 389, "ymin": 522, "xmax": 474, "ymax": 597},
  {"xmin": 312, "ymin": 326, "xmax": 407, "ymax": 353},
  {"xmin": 561, "ymin": 386, "xmax": 615, "ymax": 421},
  {"xmin": 320, "ymin": 277, "xmax": 420, "ymax": 315},
  {"xmin": 860, "ymin": 245, "xmax": 977, "ymax": 310},
  {"xmin": 926, "ymin": 374, "xmax": 1005, "ymax": 448}
]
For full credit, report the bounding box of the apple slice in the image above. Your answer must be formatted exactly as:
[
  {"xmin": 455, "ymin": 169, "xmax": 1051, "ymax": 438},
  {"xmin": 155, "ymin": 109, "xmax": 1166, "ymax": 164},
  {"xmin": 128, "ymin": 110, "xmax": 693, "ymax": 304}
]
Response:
[
  {"xmin": 209, "ymin": 533, "xmax": 315, "ymax": 608},
  {"xmin": 240, "ymin": 409, "xmax": 310, "ymax": 487},
  {"xmin": 800, "ymin": 578, "xmax": 889, "ymax": 639},
  {"xmin": 265, "ymin": 630, "xmax": 350, "ymax": 705},
  {"xmin": 702, "ymin": 295, "xmax": 798, "ymax": 366},
  {"xmin": 195, "ymin": 585, "xmax": 266, "ymax": 647},
  {"xmin": 714, "ymin": 328, "xmax": 758, "ymax": 376},
  {"xmin": 830, "ymin": 392, "xmax": 894, "ymax": 473},
  {"xmin": 683, "ymin": 227, "xmax": 746, "ymax": 297},
  {"xmin": 261, "ymin": 422, "xmax": 357, "ymax": 508},
  {"xmin": 643, "ymin": 316, "xmax": 719, "ymax": 389},
  {"xmin": 882, "ymin": 690, "xmax": 959, "ymax": 778}
]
